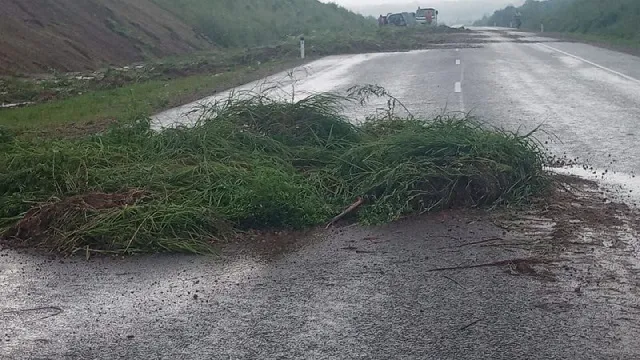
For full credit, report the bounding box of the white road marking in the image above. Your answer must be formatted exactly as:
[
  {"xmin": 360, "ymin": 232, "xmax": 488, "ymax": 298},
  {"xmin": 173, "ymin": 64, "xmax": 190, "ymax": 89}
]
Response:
[
  {"xmin": 454, "ymin": 82, "xmax": 462, "ymax": 93},
  {"xmin": 538, "ymin": 43, "xmax": 640, "ymax": 85},
  {"xmin": 459, "ymin": 66, "xmax": 466, "ymax": 113},
  {"xmin": 456, "ymin": 59, "xmax": 461, "ymax": 65},
  {"xmin": 456, "ymin": 48, "xmax": 459, "ymax": 52}
]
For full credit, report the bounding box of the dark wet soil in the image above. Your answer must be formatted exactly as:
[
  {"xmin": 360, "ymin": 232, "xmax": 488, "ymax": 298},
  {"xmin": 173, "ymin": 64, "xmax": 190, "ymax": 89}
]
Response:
[
  {"xmin": 2, "ymin": 190, "xmax": 148, "ymax": 249},
  {"xmin": 498, "ymin": 175, "xmax": 640, "ymax": 249}
]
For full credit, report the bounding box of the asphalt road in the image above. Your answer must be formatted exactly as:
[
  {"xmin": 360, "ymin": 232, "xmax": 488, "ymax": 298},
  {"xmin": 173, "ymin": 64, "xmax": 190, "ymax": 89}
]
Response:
[
  {"xmin": 156, "ymin": 28, "xmax": 640, "ymax": 177},
  {"xmin": 4, "ymin": 28, "xmax": 640, "ymax": 359}
]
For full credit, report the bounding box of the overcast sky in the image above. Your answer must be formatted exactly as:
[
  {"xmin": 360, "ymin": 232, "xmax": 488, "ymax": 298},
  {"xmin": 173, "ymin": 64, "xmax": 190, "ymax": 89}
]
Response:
[
  {"xmin": 324, "ymin": 0, "xmax": 520, "ymax": 6},
  {"xmin": 321, "ymin": 0, "xmax": 525, "ymax": 24}
]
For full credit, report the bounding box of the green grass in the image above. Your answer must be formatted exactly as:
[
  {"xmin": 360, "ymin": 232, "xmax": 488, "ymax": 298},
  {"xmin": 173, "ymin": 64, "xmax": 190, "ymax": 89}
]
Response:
[
  {"xmin": 0, "ymin": 60, "xmax": 301, "ymax": 132},
  {"xmin": 0, "ymin": 88, "xmax": 550, "ymax": 255},
  {"xmin": 151, "ymin": 0, "xmax": 375, "ymax": 48}
]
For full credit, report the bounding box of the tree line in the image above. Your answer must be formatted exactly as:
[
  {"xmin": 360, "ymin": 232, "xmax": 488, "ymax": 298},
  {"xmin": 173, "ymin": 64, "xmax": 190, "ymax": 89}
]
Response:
[{"xmin": 475, "ymin": 0, "xmax": 639, "ymax": 39}]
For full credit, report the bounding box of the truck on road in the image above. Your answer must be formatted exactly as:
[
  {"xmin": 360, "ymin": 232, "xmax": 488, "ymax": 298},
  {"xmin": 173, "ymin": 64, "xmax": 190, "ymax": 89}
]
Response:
[{"xmin": 416, "ymin": 7, "xmax": 438, "ymax": 25}]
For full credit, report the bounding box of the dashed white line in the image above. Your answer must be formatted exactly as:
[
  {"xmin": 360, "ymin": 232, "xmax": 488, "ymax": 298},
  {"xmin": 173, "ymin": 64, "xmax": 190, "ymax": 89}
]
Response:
[
  {"xmin": 456, "ymin": 59, "xmax": 461, "ymax": 65},
  {"xmin": 537, "ymin": 43, "xmax": 640, "ymax": 84},
  {"xmin": 454, "ymin": 82, "xmax": 462, "ymax": 93},
  {"xmin": 459, "ymin": 65, "xmax": 466, "ymax": 113}
]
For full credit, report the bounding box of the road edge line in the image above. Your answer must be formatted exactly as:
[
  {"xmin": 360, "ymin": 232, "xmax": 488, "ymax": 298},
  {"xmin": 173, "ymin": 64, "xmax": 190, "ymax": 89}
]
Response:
[{"xmin": 538, "ymin": 43, "xmax": 640, "ymax": 85}]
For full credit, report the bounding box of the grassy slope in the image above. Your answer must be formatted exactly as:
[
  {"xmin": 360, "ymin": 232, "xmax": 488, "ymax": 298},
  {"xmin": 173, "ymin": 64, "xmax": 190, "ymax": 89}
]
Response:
[
  {"xmin": 0, "ymin": 0, "xmax": 375, "ymax": 132},
  {"xmin": 478, "ymin": 0, "xmax": 640, "ymax": 40},
  {"xmin": 0, "ymin": 0, "xmax": 378, "ymax": 132},
  {"xmin": 152, "ymin": 0, "xmax": 375, "ymax": 47},
  {"xmin": 0, "ymin": 0, "xmax": 372, "ymax": 75}
]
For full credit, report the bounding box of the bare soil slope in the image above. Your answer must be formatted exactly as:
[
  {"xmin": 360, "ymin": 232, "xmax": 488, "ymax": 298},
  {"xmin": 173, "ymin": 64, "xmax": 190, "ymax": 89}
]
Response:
[
  {"xmin": 0, "ymin": 0, "xmax": 371, "ymax": 76},
  {"xmin": 0, "ymin": 0, "xmax": 213, "ymax": 75}
]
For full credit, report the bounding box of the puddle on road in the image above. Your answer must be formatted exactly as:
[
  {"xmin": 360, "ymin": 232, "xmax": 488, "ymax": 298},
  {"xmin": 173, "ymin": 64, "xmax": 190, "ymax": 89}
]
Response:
[{"xmin": 151, "ymin": 53, "xmax": 389, "ymax": 129}]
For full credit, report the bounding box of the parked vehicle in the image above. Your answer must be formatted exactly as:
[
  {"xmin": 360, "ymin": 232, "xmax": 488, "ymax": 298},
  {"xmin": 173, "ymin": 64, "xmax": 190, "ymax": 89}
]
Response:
[
  {"xmin": 416, "ymin": 7, "xmax": 438, "ymax": 25},
  {"xmin": 386, "ymin": 12, "xmax": 416, "ymax": 27}
]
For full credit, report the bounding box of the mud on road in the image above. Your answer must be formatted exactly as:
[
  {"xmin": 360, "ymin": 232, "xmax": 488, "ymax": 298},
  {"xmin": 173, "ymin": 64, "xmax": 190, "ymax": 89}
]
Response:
[{"xmin": 2, "ymin": 176, "xmax": 640, "ymax": 359}]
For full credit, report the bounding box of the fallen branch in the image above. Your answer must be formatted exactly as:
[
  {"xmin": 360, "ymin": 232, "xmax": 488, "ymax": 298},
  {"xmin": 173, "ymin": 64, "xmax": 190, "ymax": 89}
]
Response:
[
  {"xmin": 478, "ymin": 242, "xmax": 532, "ymax": 248},
  {"xmin": 458, "ymin": 237, "xmax": 505, "ymax": 247},
  {"xmin": 326, "ymin": 197, "xmax": 365, "ymax": 229},
  {"xmin": 426, "ymin": 257, "xmax": 551, "ymax": 273},
  {"xmin": 1, "ymin": 306, "xmax": 63, "ymax": 321},
  {"xmin": 459, "ymin": 318, "xmax": 483, "ymax": 331},
  {"xmin": 441, "ymin": 237, "xmax": 504, "ymax": 250},
  {"xmin": 442, "ymin": 275, "xmax": 466, "ymax": 289},
  {"xmin": 490, "ymin": 221, "xmax": 514, "ymax": 231}
]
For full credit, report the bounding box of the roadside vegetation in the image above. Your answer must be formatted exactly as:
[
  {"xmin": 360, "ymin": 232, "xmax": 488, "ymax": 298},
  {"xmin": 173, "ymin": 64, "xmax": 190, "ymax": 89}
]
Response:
[
  {"xmin": 476, "ymin": 0, "xmax": 640, "ymax": 42},
  {"xmin": 0, "ymin": 26, "xmax": 472, "ymax": 136},
  {"xmin": 0, "ymin": 0, "xmax": 381, "ymax": 134},
  {"xmin": 0, "ymin": 87, "xmax": 549, "ymax": 255},
  {"xmin": 0, "ymin": 59, "xmax": 304, "ymax": 136},
  {"xmin": 151, "ymin": 0, "xmax": 375, "ymax": 48}
]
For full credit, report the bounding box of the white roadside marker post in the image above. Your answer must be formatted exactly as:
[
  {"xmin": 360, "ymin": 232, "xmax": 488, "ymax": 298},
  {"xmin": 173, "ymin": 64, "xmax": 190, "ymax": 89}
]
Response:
[{"xmin": 300, "ymin": 36, "xmax": 305, "ymax": 59}]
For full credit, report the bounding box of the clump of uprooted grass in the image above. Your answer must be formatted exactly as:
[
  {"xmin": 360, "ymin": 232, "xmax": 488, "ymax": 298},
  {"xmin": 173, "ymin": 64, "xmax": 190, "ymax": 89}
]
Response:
[
  {"xmin": 333, "ymin": 117, "xmax": 547, "ymax": 223},
  {"xmin": 0, "ymin": 88, "xmax": 549, "ymax": 255}
]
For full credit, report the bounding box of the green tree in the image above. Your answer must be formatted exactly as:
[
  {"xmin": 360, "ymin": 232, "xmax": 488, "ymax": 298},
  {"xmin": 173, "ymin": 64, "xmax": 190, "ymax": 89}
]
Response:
[{"xmin": 479, "ymin": 0, "xmax": 640, "ymax": 40}]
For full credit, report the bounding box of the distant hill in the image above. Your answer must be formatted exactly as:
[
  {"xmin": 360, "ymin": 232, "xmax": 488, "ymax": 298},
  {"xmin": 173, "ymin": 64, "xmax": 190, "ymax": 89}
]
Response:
[
  {"xmin": 476, "ymin": 0, "xmax": 640, "ymax": 40},
  {"xmin": 0, "ymin": 0, "xmax": 371, "ymax": 75}
]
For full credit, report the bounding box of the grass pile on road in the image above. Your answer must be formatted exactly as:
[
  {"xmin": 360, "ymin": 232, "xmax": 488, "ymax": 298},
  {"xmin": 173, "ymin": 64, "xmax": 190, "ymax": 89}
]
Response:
[{"xmin": 0, "ymin": 89, "xmax": 549, "ymax": 255}]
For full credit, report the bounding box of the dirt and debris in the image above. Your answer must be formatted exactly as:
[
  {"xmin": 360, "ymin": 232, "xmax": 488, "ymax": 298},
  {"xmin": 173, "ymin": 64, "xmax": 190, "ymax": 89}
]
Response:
[
  {"xmin": 2, "ymin": 189, "xmax": 148, "ymax": 248},
  {"xmin": 504, "ymin": 175, "xmax": 638, "ymax": 248},
  {"xmin": 489, "ymin": 174, "xmax": 640, "ymax": 308},
  {"xmin": 425, "ymin": 257, "xmax": 551, "ymax": 273}
]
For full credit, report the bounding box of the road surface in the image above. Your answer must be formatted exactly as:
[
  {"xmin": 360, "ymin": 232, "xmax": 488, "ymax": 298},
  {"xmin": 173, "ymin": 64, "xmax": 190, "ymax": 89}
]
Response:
[
  {"xmin": 4, "ymin": 28, "xmax": 640, "ymax": 359},
  {"xmin": 156, "ymin": 28, "xmax": 640, "ymax": 180}
]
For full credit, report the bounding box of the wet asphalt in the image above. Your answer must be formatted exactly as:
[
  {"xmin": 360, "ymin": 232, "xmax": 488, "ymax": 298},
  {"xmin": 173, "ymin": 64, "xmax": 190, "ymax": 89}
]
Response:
[
  {"xmin": 155, "ymin": 28, "xmax": 640, "ymax": 175},
  {"xmin": 5, "ymin": 28, "xmax": 640, "ymax": 359},
  {"xmin": 4, "ymin": 211, "xmax": 640, "ymax": 359}
]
